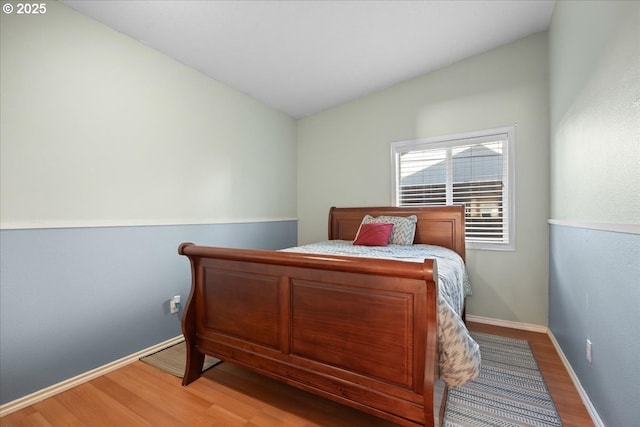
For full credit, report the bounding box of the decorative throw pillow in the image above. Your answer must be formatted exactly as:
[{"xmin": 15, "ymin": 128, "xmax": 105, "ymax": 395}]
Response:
[
  {"xmin": 353, "ymin": 223, "xmax": 394, "ymax": 246},
  {"xmin": 358, "ymin": 214, "xmax": 417, "ymax": 245}
]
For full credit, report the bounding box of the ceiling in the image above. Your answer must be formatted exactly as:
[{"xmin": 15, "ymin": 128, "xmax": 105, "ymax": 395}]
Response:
[{"xmin": 60, "ymin": 0, "xmax": 556, "ymax": 119}]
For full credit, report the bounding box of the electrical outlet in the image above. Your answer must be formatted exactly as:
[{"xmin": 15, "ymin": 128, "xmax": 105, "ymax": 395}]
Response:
[
  {"xmin": 586, "ymin": 339, "xmax": 592, "ymax": 363},
  {"xmin": 169, "ymin": 295, "xmax": 181, "ymax": 314}
]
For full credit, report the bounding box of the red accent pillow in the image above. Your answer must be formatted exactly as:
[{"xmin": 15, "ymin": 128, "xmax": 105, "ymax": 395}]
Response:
[{"xmin": 353, "ymin": 223, "xmax": 394, "ymax": 246}]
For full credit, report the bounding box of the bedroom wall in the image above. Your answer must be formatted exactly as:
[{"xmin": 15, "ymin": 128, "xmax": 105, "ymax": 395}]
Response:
[
  {"xmin": 0, "ymin": 1, "xmax": 297, "ymax": 405},
  {"xmin": 297, "ymin": 32, "xmax": 550, "ymax": 326},
  {"xmin": 548, "ymin": 2, "xmax": 640, "ymax": 426}
]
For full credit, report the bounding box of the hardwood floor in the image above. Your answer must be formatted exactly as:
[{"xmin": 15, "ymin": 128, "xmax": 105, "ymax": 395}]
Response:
[{"xmin": 1, "ymin": 323, "xmax": 594, "ymax": 427}]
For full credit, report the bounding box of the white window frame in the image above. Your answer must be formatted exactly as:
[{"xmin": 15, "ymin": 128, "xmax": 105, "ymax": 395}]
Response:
[{"xmin": 390, "ymin": 126, "xmax": 516, "ymax": 251}]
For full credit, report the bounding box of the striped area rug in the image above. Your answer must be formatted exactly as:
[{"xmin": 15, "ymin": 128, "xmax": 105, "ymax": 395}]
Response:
[{"xmin": 443, "ymin": 332, "xmax": 562, "ymax": 427}]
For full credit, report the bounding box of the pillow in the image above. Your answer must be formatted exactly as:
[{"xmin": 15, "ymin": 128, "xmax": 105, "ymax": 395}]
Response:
[
  {"xmin": 353, "ymin": 223, "xmax": 394, "ymax": 246},
  {"xmin": 357, "ymin": 214, "xmax": 417, "ymax": 245}
]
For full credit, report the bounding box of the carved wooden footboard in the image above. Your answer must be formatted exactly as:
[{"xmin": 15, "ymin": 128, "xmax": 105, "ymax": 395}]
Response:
[{"xmin": 179, "ymin": 205, "xmax": 466, "ymax": 427}]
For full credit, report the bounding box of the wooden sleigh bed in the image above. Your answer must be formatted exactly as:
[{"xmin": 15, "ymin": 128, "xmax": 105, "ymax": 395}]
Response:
[{"xmin": 178, "ymin": 205, "xmax": 467, "ymax": 427}]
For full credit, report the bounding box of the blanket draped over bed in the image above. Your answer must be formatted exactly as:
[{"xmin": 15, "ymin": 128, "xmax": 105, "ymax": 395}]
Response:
[{"xmin": 179, "ymin": 205, "xmax": 480, "ymax": 427}]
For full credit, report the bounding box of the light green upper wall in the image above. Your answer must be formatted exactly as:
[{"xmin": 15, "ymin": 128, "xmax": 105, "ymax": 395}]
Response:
[
  {"xmin": 298, "ymin": 33, "xmax": 550, "ymax": 325},
  {"xmin": 550, "ymin": 1, "xmax": 640, "ymax": 224},
  {"xmin": 0, "ymin": 1, "xmax": 297, "ymax": 228}
]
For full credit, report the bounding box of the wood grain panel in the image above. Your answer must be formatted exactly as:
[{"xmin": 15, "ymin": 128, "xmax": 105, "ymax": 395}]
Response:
[
  {"xmin": 414, "ymin": 220, "xmax": 455, "ymax": 250},
  {"xmin": 201, "ymin": 268, "xmax": 280, "ymax": 349},
  {"xmin": 291, "ymin": 280, "xmax": 413, "ymax": 388}
]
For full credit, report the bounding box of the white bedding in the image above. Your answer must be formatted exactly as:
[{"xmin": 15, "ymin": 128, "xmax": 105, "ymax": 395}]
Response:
[{"xmin": 282, "ymin": 240, "xmax": 481, "ymax": 388}]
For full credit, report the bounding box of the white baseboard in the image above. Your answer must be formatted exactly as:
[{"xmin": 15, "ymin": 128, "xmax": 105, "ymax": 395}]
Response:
[
  {"xmin": 546, "ymin": 332, "xmax": 605, "ymax": 427},
  {"xmin": 0, "ymin": 335, "xmax": 184, "ymax": 417},
  {"xmin": 468, "ymin": 315, "xmax": 604, "ymax": 427},
  {"xmin": 466, "ymin": 314, "xmax": 549, "ymax": 333}
]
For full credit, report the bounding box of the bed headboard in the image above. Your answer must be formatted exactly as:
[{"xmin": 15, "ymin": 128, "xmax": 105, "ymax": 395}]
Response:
[{"xmin": 328, "ymin": 205, "xmax": 466, "ymax": 261}]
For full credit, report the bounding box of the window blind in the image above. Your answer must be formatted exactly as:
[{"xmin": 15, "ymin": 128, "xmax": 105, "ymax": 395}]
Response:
[{"xmin": 391, "ymin": 127, "xmax": 514, "ymax": 250}]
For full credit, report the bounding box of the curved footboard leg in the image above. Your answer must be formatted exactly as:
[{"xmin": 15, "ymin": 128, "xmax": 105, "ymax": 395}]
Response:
[
  {"xmin": 178, "ymin": 243, "xmax": 204, "ymax": 386},
  {"xmin": 182, "ymin": 341, "xmax": 205, "ymax": 386}
]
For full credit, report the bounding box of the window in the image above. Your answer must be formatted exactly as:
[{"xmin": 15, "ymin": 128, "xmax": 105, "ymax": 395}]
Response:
[{"xmin": 391, "ymin": 126, "xmax": 515, "ymax": 250}]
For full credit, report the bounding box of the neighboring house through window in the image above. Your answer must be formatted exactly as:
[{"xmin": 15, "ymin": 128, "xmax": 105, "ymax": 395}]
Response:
[{"xmin": 391, "ymin": 126, "xmax": 515, "ymax": 250}]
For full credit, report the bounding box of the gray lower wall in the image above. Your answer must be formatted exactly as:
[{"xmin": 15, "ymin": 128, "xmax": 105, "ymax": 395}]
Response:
[
  {"xmin": 0, "ymin": 220, "xmax": 297, "ymax": 405},
  {"xmin": 549, "ymin": 224, "xmax": 639, "ymax": 427}
]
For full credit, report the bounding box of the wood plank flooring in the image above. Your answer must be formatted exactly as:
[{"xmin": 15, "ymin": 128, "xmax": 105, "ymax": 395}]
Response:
[{"xmin": 0, "ymin": 323, "xmax": 594, "ymax": 427}]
